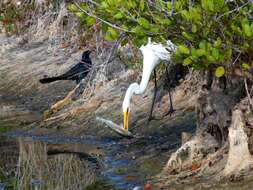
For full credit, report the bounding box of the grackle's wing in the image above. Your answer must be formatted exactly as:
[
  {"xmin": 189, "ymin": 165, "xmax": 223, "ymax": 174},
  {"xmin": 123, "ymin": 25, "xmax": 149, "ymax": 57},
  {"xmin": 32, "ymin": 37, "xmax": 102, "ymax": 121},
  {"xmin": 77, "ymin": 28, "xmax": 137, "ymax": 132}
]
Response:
[{"xmin": 58, "ymin": 62, "xmax": 90, "ymax": 79}]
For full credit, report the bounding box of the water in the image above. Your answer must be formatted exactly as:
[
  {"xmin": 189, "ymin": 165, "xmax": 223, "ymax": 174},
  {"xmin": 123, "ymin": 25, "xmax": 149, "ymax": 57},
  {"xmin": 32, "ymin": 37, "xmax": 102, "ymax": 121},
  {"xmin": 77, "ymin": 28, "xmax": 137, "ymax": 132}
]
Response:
[
  {"xmin": 0, "ymin": 112, "xmax": 197, "ymax": 190},
  {"xmin": 0, "ymin": 132, "xmax": 159, "ymax": 190}
]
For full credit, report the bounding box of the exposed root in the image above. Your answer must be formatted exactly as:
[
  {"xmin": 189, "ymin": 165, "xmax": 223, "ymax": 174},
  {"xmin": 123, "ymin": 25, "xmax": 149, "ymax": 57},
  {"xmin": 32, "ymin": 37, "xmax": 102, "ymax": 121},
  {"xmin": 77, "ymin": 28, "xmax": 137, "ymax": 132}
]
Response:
[
  {"xmin": 165, "ymin": 133, "xmax": 219, "ymax": 174},
  {"xmin": 45, "ymin": 85, "xmax": 81, "ymax": 119},
  {"xmin": 223, "ymin": 109, "xmax": 253, "ymax": 175},
  {"xmin": 43, "ymin": 99, "xmax": 103, "ymax": 126}
]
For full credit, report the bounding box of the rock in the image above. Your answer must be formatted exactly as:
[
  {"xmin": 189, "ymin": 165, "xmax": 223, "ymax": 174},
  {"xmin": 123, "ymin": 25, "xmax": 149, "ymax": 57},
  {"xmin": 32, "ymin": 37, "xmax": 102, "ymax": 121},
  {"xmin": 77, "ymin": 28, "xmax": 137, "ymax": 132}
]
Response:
[
  {"xmin": 181, "ymin": 132, "xmax": 193, "ymax": 145},
  {"xmin": 165, "ymin": 133, "xmax": 219, "ymax": 173},
  {"xmin": 223, "ymin": 109, "xmax": 253, "ymax": 175}
]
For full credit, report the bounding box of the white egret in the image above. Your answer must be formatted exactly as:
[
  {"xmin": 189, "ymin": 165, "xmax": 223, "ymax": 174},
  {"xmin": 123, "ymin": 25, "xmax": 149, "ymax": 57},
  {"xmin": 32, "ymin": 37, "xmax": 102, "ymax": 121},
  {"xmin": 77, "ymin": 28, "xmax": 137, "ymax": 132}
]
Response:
[{"xmin": 122, "ymin": 38, "xmax": 177, "ymax": 131}]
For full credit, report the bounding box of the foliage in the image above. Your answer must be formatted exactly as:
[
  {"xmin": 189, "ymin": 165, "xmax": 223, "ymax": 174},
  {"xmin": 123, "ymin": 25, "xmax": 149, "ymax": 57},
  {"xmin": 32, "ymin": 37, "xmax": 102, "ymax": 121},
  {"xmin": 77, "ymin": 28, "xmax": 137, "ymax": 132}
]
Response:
[
  {"xmin": 68, "ymin": 0, "xmax": 253, "ymax": 78},
  {"xmin": 0, "ymin": 2, "xmax": 36, "ymax": 33}
]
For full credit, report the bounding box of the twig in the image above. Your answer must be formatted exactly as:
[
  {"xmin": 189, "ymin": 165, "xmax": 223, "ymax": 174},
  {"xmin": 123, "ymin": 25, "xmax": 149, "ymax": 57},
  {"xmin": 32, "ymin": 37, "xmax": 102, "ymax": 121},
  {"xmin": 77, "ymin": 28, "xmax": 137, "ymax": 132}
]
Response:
[
  {"xmin": 232, "ymin": 52, "xmax": 241, "ymax": 65},
  {"xmin": 217, "ymin": 0, "xmax": 252, "ymax": 21},
  {"xmin": 244, "ymin": 78, "xmax": 253, "ymax": 110},
  {"xmin": 170, "ymin": 0, "xmax": 174, "ymax": 17},
  {"xmin": 98, "ymin": 33, "xmax": 125, "ymax": 80},
  {"xmin": 105, "ymin": 33, "xmax": 125, "ymax": 65},
  {"xmin": 250, "ymin": 85, "xmax": 253, "ymax": 96},
  {"xmin": 85, "ymin": 0, "xmax": 100, "ymax": 6}
]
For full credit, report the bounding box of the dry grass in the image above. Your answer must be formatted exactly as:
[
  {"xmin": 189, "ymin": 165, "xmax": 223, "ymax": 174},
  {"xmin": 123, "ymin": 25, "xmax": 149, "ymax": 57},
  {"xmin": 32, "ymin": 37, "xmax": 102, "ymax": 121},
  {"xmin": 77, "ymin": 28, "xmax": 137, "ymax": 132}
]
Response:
[{"xmin": 16, "ymin": 139, "xmax": 97, "ymax": 190}]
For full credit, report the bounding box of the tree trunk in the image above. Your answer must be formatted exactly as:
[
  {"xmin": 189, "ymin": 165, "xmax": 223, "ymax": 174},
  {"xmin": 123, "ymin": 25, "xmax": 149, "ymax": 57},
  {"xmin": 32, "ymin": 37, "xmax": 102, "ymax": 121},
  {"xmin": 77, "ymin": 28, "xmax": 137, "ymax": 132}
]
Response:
[{"xmin": 165, "ymin": 71, "xmax": 253, "ymax": 178}]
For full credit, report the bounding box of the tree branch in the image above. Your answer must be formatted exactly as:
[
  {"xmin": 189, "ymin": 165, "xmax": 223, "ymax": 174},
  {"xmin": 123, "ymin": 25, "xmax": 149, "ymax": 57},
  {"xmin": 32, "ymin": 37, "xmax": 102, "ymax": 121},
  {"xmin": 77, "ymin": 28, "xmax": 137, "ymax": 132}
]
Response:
[
  {"xmin": 244, "ymin": 78, "xmax": 253, "ymax": 110},
  {"xmin": 73, "ymin": 1, "xmax": 134, "ymax": 33}
]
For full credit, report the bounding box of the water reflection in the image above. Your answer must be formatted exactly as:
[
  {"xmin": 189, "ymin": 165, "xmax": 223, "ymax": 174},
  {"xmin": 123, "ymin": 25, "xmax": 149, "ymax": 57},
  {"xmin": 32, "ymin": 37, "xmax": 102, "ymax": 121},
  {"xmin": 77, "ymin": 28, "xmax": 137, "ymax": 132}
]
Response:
[{"xmin": 0, "ymin": 138, "xmax": 101, "ymax": 190}]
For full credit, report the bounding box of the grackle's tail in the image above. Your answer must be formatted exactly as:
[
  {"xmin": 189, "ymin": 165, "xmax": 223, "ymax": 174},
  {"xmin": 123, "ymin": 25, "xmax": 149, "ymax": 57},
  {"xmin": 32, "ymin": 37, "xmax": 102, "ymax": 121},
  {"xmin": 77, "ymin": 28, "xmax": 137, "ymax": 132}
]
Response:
[{"xmin": 39, "ymin": 76, "xmax": 63, "ymax": 83}]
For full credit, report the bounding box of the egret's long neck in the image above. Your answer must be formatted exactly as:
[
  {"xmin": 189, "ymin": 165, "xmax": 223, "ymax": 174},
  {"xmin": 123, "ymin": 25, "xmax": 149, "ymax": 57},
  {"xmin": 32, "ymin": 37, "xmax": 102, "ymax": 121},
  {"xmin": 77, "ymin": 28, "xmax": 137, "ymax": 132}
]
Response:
[
  {"xmin": 136, "ymin": 52, "xmax": 159, "ymax": 94},
  {"xmin": 122, "ymin": 50, "xmax": 160, "ymax": 111},
  {"xmin": 122, "ymin": 83, "xmax": 139, "ymax": 111}
]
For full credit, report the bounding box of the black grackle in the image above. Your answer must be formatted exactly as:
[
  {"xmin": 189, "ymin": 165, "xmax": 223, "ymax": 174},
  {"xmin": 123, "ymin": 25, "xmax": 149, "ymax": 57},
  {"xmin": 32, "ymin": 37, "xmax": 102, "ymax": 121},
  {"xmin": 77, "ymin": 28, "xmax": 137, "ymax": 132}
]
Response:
[{"xmin": 39, "ymin": 50, "xmax": 92, "ymax": 84}]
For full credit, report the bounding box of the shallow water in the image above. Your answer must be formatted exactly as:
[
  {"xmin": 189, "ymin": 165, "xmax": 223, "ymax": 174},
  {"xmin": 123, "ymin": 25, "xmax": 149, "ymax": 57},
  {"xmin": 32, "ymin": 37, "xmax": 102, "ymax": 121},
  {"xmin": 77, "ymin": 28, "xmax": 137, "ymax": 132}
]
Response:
[
  {"xmin": 0, "ymin": 132, "xmax": 160, "ymax": 190},
  {"xmin": 0, "ymin": 112, "xmax": 197, "ymax": 190}
]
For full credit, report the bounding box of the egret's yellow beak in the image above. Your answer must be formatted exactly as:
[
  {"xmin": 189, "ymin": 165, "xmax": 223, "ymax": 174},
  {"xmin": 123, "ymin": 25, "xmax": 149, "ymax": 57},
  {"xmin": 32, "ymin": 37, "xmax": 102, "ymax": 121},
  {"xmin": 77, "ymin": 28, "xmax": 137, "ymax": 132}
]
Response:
[{"xmin": 123, "ymin": 109, "xmax": 129, "ymax": 131}]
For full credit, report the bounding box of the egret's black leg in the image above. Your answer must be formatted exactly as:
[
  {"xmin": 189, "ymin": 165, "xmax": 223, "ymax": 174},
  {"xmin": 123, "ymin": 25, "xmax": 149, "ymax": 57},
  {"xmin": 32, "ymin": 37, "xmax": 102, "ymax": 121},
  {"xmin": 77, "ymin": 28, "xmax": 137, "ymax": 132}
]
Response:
[
  {"xmin": 148, "ymin": 69, "xmax": 157, "ymax": 122},
  {"xmin": 165, "ymin": 66, "xmax": 175, "ymax": 116},
  {"xmin": 166, "ymin": 84, "xmax": 174, "ymax": 116}
]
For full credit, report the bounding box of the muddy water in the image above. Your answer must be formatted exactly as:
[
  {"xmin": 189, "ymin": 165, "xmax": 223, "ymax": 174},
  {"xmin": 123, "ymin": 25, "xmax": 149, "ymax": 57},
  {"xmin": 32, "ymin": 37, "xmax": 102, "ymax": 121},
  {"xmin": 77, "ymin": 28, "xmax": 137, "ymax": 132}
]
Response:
[
  {"xmin": 0, "ymin": 135, "xmax": 151, "ymax": 190},
  {"xmin": 0, "ymin": 133, "xmax": 118, "ymax": 190},
  {"xmin": 0, "ymin": 112, "xmax": 196, "ymax": 190},
  {"xmin": 1, "ymin": 137, "xmax": 99, "ymax": 189},
  {"xmin": 0, "ymin": 133, "xmax": 168, "ymax": 190}
]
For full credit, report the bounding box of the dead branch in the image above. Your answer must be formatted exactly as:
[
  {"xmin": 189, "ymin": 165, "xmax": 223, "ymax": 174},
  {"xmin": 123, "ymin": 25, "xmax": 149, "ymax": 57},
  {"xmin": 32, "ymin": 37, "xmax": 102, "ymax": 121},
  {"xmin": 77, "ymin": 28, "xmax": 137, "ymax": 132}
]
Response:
[
  {"xmin": 43, "ymin": 99, "xmax": 103, "ymax": 126},
  {"xmin": 244, "ymin": 78, "xmax": 253, "ymax": 111}
]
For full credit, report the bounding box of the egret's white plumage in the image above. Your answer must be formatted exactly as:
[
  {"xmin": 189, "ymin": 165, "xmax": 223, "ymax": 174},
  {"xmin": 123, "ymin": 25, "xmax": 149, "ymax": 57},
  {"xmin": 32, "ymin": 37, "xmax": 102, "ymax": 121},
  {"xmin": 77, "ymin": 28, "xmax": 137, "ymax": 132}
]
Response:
[{"xmin": 122, "ymin": 38, "xmax": 176, "ymax": 130}]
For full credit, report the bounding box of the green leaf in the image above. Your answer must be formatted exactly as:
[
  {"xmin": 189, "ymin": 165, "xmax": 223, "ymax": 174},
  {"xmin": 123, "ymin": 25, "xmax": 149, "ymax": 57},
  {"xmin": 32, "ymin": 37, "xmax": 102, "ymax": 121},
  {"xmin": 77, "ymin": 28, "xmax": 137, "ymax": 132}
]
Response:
[
  {"xmin": 67, "ymin": 4, "xmax": 78, "ymax": 12},
  {"xmin": 80, "ymin": 3, "xmax": 88, "ymax": 10},
  {"xmin": 242, "ymin": 63, "xmax": 250, "ymax": 70},
  {"xmin": 201, "ymin": 0, "xmax": 209, "ymax": 10},
  {"xmin": 242, "ymin": 22, "xmax": 252, "ymax": 37},
  {"xmin": 107, "ymin": 0, "xmax": 117, "ymax": 6},
  {"xmin": 137, "ymin": 17, "xmax": 150, "ymax": 29},
  {"xmin": 195, "ymin": 49, "xmax": 206, "ymax": 57},
  {"xmin": 157, "ymin": 18, "xmax": 172, "ymax": 26},
  {"xmin": 183, "ymin": 57, "xmax": 192, "ymax": 66},
  {"xmin": 101, "ymin": 1, "xmax": 109, "ymax": 8},
  {"xmin": 114, "ymin": 12, "xmax": 124, "ymax": 19},
  {"xmin": 149, "ymin": 26, "xmax": 160, "ymax": 33},
  {"xmin": 242, "ymin": 42, "xmax": 250, "ymax": 50},
  {"xmin": 182, "ymin": 32, "xmax": 194, "ymax": 41},
  {"xmin": 214, "ymin": 0, "xmax": 225, "ymax": 11},
  {"xmin": 181, "ymin": 10, "xmax": 190, "ymax": 20},
  {"xmin": 127, "ymin": 1, "xmax": 137, "ymax": 9},
  {"xmin": 207, "ymin": 0, "xmax": 215, "ymax": 11},
  {"xmin": 86, "ymin": 16, "xmax": 96, "ymax": 26},
  {"xmin": 140, "ymin": 0, "xmax": 145, "ymax": 11},
  {"xmin": 215, "ymin": 66, "xmax": 225, "ymax": 77},
  {"xmin": 134, "ymin": 36, "xmax": 148, "ymax": 47},
  {"xmin": 75, "ymin": 12, "xmax": 85, "ymax": 18},
  {"xmin": 214, "ymin": 38, "xmax": 222, "ymax": 48},
  {"xmin": 105, "ymin": 27, "xmax": 119, "ymax": 41},
  {"xmin": 0, "ymin": 15, "xmax": 4, "ymax": 21},
  {"xmin": 189, "ymin": 7, "xmax": 201, "ymax": 22},
  {"xmin": 178, "ymin": 45, "xmax": 190, "ymax": 55},
  {"xmin": 132, "ymin": 26, "xmax": 145, "ymax": 36},
  {"xmin": 201, "ymin": 0, "xmax": 225, "ymax": 12},
  {"xmin": 207, "ymin": 55, "xmax": 215, "ymax": 63},
  {"xmin": 199, "ymin": 40, "xmax": 207, "ymax": 50},
  {"xmin": 167, "ymin": 2, "xmax": 172, "ymax": 11},
  {"xmin": 211, "ymin": 48, "xmax": 219, "ymax": 60},
  {"xmin": 192, "ymin": 24, "xmax": 197, "ymax": 33}
]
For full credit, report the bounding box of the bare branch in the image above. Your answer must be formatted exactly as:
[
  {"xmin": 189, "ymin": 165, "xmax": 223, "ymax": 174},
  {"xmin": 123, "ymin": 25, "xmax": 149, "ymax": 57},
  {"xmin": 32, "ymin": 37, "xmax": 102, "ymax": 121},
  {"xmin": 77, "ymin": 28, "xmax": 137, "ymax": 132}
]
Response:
[
  {"xmin": 170, "ymin": 0, "xmax": 174, "ymax": 17},
  {"xmin": 217, "ymin": 0, "xmax": 253, "ymax": 21},
  {"xmin": 232, "ymin": 52, "xmax": 241, "ymax": 65},
  {"xmin": 244, "ymin": 78, "xmax": 253, "ymax": 110}
]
